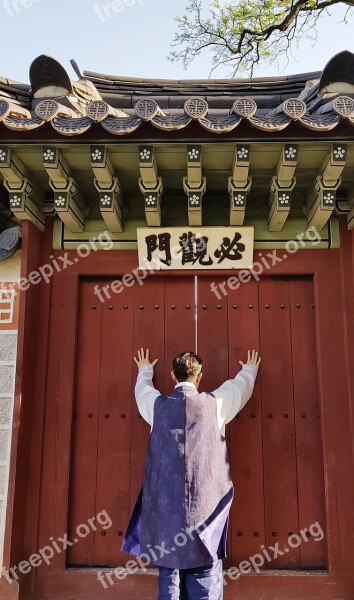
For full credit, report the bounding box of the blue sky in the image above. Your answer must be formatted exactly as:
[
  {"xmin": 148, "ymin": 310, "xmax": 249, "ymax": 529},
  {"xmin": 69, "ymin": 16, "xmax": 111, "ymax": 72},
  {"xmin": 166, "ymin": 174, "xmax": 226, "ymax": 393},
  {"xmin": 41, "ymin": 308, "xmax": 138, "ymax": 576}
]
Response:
[{"xmin": 0, "ymin": 0, "xmax": 354, "ymax": 83}]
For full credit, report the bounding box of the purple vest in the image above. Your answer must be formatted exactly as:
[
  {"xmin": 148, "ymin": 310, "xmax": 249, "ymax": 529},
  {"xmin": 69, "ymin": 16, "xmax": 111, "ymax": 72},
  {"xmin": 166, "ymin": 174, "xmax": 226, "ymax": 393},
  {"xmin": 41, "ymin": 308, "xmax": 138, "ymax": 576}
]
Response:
[{"xmin": 121, "ymin": 384, "xmax": 234, "ymax": 568}]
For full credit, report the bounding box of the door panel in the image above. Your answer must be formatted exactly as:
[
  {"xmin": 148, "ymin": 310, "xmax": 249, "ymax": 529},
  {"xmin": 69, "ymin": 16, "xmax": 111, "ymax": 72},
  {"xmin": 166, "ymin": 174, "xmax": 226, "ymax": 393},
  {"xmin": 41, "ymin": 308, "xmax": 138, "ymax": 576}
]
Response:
[
  {"xmin": 227, "ymin": 279, "xmax": 265, "ymax": 567},
  {"xmin": 259, "ymin": 278, "xmax": 300, "ymax": 568},
  {"xmin": 67, "ymin": 277, "xmax": 195, "ymax": 567},
  {"xmin": 67, "ymin": 275, "xmax": 326, "ymax": 570}
]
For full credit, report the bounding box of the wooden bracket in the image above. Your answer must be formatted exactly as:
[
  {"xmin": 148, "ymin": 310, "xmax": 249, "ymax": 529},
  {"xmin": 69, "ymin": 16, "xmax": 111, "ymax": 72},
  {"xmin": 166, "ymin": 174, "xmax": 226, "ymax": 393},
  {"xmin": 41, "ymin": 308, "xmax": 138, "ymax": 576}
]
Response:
[
  {"xmin": 268, "ymin": 177, "xmax": 296, "ymax": 232},
  {"xmin": 43, "ymin": 146, "xmax": 86, "ymax": 232},
  {"xmin": 94, "ymin": 178, "xmax": 123, "ymax": 233},
  {"xmin": 183, "ymin": 178, "xmax": 206, "ymax": 227},
  {"xmin": 139, "ymin": 145, "xmax": 159, "ymax": 189},
  {"xmin": 139, "ymin": 178, "xmax": 163, "ymax": 227},
  {"xmin": 7, "ymin": 178, "xmax": 45, "ymax": 232},
  {"xmin": 307, "ymin": 176, "xmax": 340, "ymax": 231},
  {"xmin": 228, "ymin": 177, "xmax": 252, "ymax": 226},
  {"xmin": 186, "ymin": 145, "xmax": 203, "ymax": 188},
  {"xmin": 91, "ymin": 145, "xmax": 124, "ymax": 232},
  {"xmin": 231, "ymin": 144, "xmax": 251, "ymax": 187},
  {"xmin": 306, "ymin": 144, "xmax": 346, "ymax": 231},
  {"xmin": 0, "ymin": 146, "xmax": 44, "ymax": 231}
]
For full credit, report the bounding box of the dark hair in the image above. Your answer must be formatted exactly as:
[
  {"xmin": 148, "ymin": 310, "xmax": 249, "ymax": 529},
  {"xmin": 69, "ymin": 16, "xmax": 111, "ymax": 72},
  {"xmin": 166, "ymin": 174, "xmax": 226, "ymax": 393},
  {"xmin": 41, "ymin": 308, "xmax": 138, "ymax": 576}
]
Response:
[{"xmin": 172, "ymin": 351, "xmax": 203, "ymax": 382}]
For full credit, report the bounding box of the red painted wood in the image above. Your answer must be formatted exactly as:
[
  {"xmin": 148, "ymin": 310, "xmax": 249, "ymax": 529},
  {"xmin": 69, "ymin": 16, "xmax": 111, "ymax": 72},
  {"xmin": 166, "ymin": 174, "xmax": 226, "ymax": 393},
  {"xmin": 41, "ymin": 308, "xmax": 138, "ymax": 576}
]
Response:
[
  {"xmin": 196, "ymin": 277, "xmax": 231, "ymax": 568},
  {"xmin": 289, "ymin": 280, "xmax": 326, "ymax": 568},
  {"xmin": 6, "ymin": 221, "xmax": 42, "ymax": 570},
  {"xmin": 313, "ymin": 270, "xmax": 354, "ymax": 576},
  {"xmin": 14, "ymin": 239, "xmax": 353, "ymax": 599},
  {"xmin": 164, "ymin": 277, "xmax": 195, "ymax": 390},
  {"xmin": 95, "ymin": 282, "xmax": 134, "ymax": 567},
  {"xmin": 197, "ymin": 277, "xmax": 229, "ymax": 394},
  {"xmin": 227, "ymin": 279, "xmax": 265, "ymax": 567},
  {"xmin": 259, "ymin": 278, "xmax": 300, "ymax": 568},
  {"xmin": 36, "ymin": 273, "xmax": 78, "ymax": 572},
  {"xmin": 67, "ymin": 282, "xmax": 103, "ymax": 567},
  {"xmin": 34, "ymin": 570, "xmax": 354, "ymax": 600},
  {"xmin": 127, "ymin": 277, "xmax": 165, "ymax": 571}
]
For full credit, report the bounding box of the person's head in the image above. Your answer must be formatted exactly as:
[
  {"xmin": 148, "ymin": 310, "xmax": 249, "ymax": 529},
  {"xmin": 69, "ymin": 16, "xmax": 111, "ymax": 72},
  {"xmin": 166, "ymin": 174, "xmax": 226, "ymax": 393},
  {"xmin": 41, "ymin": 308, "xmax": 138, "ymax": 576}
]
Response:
[{"xmin": 171, "ymin": 351, "xmax": 203, "ymax": 389}]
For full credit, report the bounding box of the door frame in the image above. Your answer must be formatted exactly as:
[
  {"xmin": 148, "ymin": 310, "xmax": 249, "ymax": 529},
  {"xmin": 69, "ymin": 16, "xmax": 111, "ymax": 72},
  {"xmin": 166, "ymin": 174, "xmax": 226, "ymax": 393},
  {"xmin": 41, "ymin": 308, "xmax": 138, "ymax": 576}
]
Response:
[{"xmin": 7, "ymin": 220, "xmax": 354, "ymax": 599}]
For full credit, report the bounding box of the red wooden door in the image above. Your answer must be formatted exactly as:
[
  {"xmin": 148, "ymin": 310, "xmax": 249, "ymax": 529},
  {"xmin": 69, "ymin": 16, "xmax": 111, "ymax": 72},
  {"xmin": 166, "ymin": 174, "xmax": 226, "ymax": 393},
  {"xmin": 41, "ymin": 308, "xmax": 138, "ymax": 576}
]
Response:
[
  {"xmin": 67, "ymin": 277, "xmax": 195, "ymax": 567},
  {"xmin": 67, "ymin": 274, "xmax": 326, "ymax": 571},
  {"xmin": 197, "ymin": 276, "xmax": 326, "ymax": 570}
]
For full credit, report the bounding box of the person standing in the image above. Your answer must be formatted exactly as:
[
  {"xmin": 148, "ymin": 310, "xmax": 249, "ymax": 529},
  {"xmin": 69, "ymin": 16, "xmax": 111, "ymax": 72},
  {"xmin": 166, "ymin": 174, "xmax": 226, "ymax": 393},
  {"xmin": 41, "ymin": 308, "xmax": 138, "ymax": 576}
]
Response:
[{"xmin": 122, "ymin": 348, "xmax": 261, "ymax": 599}]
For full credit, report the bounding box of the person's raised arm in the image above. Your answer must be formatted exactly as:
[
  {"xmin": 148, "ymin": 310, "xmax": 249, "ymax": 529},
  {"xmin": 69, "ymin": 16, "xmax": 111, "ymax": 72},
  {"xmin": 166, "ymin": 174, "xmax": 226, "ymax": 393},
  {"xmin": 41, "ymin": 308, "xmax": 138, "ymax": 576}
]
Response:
[
  {"xmin": 134, "ymin": 348, "xmax": 160, "ymax": 429},
  {"xmin": 212, "ymin": 349, "xmax": 261, "ymax": 431}
]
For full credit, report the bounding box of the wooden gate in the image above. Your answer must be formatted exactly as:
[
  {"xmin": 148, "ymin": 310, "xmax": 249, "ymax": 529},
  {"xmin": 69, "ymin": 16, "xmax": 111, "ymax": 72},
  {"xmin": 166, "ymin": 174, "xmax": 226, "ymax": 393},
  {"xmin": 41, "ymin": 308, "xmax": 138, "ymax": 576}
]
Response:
[{"xmin": 67, "ymin": 275, "xmax": 326, "ymax": 571}]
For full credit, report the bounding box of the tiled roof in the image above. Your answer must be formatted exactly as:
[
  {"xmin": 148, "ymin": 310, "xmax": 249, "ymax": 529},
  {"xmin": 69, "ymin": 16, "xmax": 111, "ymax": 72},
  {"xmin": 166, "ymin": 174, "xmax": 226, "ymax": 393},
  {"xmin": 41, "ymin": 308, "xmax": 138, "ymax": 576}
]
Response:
[{"xmin": 0, "ymin": 52, "xmax": 353, "ymax": 137}]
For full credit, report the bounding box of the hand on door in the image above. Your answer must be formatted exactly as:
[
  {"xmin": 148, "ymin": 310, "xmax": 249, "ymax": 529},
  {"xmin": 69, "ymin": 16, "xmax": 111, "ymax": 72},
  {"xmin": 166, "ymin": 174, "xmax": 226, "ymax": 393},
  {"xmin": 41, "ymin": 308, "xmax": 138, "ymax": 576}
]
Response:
[
  {"xmin": 239, "ymin": 349, "xmax": 261, "ymax": 368},
  {"xmin": 134, "ymin": 348, "xmax": 159, "ymax": 368}
]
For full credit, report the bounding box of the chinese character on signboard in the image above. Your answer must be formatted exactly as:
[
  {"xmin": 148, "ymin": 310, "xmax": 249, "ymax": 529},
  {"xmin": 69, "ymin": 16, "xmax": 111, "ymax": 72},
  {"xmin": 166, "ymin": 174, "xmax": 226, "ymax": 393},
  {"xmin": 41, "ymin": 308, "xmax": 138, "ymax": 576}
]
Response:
[{"xmin": 137, "ymin": 227, "xmax": 254, "ymax": 270}]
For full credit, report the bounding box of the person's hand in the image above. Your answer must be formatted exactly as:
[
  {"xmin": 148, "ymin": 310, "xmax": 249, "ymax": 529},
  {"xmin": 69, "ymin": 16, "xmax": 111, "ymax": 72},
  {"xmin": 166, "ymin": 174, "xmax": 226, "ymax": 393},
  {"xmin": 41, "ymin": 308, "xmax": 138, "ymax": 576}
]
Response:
[
  {"xmin": 134, "ymin": 348, "xmax": 158, "ymax": 368},
  {"xmin": 239, "ymin": 349, "xmax": 261, "ymax": 368}
]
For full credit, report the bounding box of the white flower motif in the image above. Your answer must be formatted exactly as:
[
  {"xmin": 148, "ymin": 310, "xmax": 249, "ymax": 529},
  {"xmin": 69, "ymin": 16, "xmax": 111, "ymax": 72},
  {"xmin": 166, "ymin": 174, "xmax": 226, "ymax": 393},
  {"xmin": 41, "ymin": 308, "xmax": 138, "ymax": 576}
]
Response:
[
  {"xmin": 285, "ymin": 147, "xmax": 296, "ymax": 160},
  {"xmin": 189, "ymin": 194, "xmax": 200, "ymax": 205},
  {"xmin": 279, "ymin": 193, "xmax": 290, "ymax": 204},
  {"xmin": 55, "ymin": 195, "xmax": 66, "ymax": 207},
  {"xmin": 101, "ymin": 194, "xmax": 111, "ymax": 206},
  {"xmin": 334, "ymin": 146, "xmax": 345, "ymax": 159},
  {"xmin": 92, "ymin": 149, "xmax": 103, "ymax": 161},
  {"xmin": 234, "ymin": 194, "xmax": 245, "ymax": 205},
  {"xmin": 140, "ymin": 148, "xmax": 151, "ymax": 160},
  {"xmin": 43, "ymin": 149, "xmax": 55, "ymax": 161},
  {"xmin": 323, "ymin": 193, "xmax": 334, "ymax": 204},
  {"xmin": 10, "ymin": 195, "xmax": 21, "ymax": 207},
  {"xmin": 188, "ymin": 148, "xmax": 200, "ymax": 160},
  {"xmin": 145, "ymin": 195, "xmax": 156, "ymax": 206},
  {"xmin": 0, "ymin": 150, "xmax": 7, "ymax": 161},
  {"xmin": 237, "ymin": 147, "xmax": 248, "ymax": 159}
]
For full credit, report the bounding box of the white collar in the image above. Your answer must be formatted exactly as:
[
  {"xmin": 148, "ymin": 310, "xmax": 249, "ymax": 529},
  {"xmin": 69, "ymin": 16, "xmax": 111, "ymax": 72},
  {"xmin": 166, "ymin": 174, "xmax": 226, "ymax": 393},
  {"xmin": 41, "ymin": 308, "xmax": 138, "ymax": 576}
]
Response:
[{"xmin": 174, "ymin": 381, "xmax": 197, "ymax": 390}]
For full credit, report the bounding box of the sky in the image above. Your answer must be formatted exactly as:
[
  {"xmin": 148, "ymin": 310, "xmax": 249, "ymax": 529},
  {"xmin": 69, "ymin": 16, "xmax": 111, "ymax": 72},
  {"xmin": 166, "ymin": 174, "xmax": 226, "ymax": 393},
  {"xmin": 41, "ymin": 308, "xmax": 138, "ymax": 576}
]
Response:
[{"xmin": 0, "ymin": 0, "xmax": 354, "ymax": 83}]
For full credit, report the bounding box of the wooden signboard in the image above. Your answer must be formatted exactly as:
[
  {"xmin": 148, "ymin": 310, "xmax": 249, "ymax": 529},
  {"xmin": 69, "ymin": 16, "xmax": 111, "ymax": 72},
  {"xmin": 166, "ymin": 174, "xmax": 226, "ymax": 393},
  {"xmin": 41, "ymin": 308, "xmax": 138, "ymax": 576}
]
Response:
[{"xmin": 137, "ymin": 227, "xmax": 254, "ymax": 270}]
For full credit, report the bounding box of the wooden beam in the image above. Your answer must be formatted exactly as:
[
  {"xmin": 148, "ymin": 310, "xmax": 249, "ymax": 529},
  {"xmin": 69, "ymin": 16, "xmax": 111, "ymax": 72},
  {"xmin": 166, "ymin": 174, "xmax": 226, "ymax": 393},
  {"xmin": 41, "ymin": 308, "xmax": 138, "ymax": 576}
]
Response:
[
  {"xmin": 183, "ymin": 145, "xmax": 206, "ymax": 226},
  {"xmin": 307, "ymin": 177, "xmax": 339, "ymax": 232},
  {"xmin": 231, "ymin": 144, "xmax": 250, "ymax": 187},
  {"xmin": 0, "ymin": 146, "xmax": 44, "ymax": 231},
  {"xmin": 228, "ymin": 145, "xmax": 252, "ymax": 225},
  {"xmin": 139, "ymin": 145, "xmax": 158, "ymax": 188},
  {"xmin": 8, "ymin": 182, "xmax": 45, "ymax": 232},
  {"xmin": 43, "ymin": 146, "xmax": 85, "ymax": 232},
  {"xmin": 91, "ymin": 145, "xmax": 124, "ymax": 232},
  {"xmin": 268, "ymin": 145, "xmax": 298, "ymax": 231},
  {"xmin": 139, "ymin": 178, "xmax": 163, "ymax": 227},
  {"xmin": 228, "ymin": 178, "xmax": 252, "ymax": 226},
  {"xmin": 306, "ymin": 144, "xmax": 347, "ymax": 231},
  {"xmin": 138, "ymin": 146, "xmax": 163, "ymax": 226}
]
